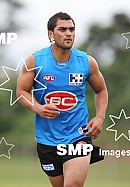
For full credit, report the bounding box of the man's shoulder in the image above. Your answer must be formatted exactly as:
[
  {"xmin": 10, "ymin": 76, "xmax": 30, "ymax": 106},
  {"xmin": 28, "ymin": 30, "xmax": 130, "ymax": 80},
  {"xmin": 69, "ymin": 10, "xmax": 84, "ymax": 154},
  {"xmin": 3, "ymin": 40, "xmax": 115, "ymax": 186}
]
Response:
[
  {"xmin": 34, "ymin": 46, "xmax": 51, "ymax": 56},
  {"xmin": 72, "ymin": 48, "xmax": 87, "ymax": 57}
]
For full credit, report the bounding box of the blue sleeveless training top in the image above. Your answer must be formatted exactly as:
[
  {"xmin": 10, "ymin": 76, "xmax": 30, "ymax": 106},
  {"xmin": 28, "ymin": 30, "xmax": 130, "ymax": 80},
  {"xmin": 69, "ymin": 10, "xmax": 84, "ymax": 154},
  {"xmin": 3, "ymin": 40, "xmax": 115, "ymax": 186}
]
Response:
[{"xmin": 33, "ymin": 46, "xmax": 90, "ymax": 146}]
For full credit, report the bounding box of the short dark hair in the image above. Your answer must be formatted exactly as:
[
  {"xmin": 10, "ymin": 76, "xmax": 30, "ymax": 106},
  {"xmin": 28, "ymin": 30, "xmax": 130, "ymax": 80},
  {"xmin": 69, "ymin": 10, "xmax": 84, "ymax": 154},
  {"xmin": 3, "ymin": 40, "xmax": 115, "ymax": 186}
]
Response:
[{"xmin": 47, "ymin": 12, "xmax": 75, "ymax": 31}]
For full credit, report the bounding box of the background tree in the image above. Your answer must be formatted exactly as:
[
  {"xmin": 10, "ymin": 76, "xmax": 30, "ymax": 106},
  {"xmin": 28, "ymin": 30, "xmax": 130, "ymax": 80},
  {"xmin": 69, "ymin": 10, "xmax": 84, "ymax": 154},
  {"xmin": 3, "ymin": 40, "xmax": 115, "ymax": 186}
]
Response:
[
  {"xmin": 78, "ymin": 14, "xmax": 130, "ymax": 144},
  {"xmin": 0, "ymin": 0, "xmax": 23, "ymax": 64},
  {"xmin": 0, "ymin": 0, "xmax": 35, "ymax": 155}
]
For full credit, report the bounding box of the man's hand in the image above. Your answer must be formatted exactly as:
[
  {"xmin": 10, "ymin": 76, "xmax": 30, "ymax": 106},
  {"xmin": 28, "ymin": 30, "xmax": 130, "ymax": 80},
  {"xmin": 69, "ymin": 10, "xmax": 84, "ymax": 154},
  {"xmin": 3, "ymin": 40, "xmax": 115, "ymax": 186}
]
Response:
[
  {"xmin": 34, "ymin": 104, "xmax": 60, "ymax": 119},
  {"xmin": 83, "ymin": 116, "xmax": 104, "ymax": 139}
]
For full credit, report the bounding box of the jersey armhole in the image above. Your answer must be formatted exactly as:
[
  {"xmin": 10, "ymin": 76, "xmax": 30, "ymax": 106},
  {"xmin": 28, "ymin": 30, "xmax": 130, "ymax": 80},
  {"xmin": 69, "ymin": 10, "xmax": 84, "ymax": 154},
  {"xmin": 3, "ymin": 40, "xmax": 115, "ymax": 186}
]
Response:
[
  {"xmin": 32, "ymin": 53, "xmax": 39, "ymax": 75},
  {"xmin": 85, "ymin": 53, "xmax": 90, "ymax": 78}
]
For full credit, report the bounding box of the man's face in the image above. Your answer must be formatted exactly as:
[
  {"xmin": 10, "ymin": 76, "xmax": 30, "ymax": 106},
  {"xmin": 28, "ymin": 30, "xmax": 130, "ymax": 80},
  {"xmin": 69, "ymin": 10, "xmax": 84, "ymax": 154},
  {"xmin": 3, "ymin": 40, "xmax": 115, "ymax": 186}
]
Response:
[{"xmin": 51, "ymin": 19, "xmax": 75, "ymax": 50}]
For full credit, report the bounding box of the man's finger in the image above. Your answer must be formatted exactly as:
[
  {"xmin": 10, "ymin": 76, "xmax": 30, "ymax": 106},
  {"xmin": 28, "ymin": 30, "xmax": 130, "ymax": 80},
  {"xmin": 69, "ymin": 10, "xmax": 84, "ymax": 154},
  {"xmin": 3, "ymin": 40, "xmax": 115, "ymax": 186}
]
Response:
[{"xmin": 45, "ymin": 109, "xmax": 60, "ymax": 115}]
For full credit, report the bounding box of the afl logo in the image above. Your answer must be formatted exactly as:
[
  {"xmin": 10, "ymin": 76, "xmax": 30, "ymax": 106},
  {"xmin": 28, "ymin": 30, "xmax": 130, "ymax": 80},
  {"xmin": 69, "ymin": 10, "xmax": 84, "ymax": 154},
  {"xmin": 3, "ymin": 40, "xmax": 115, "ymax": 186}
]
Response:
[
  {"xmin": 42, "ymin": 74, "xmax": 55, "ymax": 82},
  {"xmin": 44, "ymin": 91, "xmax": 78, "ymax": 111}
]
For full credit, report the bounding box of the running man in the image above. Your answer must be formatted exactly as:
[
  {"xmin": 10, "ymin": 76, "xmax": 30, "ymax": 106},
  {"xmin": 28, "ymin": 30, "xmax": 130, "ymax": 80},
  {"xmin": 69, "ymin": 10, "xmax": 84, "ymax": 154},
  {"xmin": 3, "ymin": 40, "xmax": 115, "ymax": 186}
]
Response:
[{"xmin": 17, "ymin": 12, "xmax": 108, "ymax": 187}]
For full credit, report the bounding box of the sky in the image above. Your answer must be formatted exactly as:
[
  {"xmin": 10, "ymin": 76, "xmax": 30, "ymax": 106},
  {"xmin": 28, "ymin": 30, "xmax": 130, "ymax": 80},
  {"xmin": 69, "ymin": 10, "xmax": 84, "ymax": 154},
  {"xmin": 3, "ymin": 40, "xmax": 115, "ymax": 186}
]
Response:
[{"xmin": 1, "ymin": 0, "xmax": 130, "ymax": 65}]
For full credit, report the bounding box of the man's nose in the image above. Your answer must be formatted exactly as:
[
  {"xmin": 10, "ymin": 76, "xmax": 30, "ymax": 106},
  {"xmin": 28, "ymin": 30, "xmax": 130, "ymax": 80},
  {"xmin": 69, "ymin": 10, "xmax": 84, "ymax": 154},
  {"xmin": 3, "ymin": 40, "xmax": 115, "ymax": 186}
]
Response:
[{"xmin": 65, "ymin": 29, "xmax": 71, "ymax": 36}]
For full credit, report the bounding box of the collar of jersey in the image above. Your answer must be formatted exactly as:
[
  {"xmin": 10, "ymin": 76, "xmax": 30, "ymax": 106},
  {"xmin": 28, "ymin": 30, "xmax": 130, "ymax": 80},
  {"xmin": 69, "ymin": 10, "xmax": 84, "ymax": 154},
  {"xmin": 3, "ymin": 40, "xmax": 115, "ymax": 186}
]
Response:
[{"xmin": 49, "ymin": 45, "xmax": 73, "ymax": 69}]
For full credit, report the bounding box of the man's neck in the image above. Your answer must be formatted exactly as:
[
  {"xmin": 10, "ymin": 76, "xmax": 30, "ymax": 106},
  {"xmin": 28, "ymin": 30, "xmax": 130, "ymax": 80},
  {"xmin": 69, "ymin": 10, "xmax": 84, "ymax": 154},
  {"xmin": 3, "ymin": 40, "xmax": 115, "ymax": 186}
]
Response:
[{"xmin": 51, "ymin": 45, "xmax": 71, "ymax": 62}]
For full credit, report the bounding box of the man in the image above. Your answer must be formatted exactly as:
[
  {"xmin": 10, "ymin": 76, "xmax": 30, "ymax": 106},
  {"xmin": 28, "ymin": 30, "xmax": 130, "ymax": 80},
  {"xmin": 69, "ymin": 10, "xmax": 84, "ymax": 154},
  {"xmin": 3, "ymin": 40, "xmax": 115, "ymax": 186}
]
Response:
[{"xmin": 17, "ymin": 12, "xmax": 108, "ymax": 187}]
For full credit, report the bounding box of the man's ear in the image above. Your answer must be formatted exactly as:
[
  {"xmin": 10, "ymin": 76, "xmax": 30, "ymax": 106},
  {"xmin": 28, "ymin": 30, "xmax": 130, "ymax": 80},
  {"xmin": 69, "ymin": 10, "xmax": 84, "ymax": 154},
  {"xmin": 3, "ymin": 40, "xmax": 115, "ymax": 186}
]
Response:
[{"xmin": 48, "ymin": 30, "xmax": 54, "ymax": 42}]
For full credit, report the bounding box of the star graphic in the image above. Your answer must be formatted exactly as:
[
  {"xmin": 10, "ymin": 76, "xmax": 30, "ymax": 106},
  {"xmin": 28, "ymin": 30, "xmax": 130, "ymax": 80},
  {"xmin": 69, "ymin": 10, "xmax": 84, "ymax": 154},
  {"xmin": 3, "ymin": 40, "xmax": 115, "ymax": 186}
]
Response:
[
  {"xmin": 0, "ymin": 57, "xmax": 47, "ymax": 106},
  {"xmin": 106, "ymin": 109, "xmax": 130, "ymax": 141},
  {"xmin": 121, "ymin": 32, "xmax": 130, "ymax": 49},
  {"xmin": 0, "ymin": 137, "xmax": 14, "ymax": 159}
]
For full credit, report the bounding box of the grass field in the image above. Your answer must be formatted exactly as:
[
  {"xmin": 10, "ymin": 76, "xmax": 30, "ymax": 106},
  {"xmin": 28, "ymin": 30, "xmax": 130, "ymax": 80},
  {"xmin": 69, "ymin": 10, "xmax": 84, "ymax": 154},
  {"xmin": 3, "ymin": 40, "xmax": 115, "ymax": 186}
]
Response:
[{"xmin": 0, "ymin": 155, "xmax": 129, "ymax": 187}]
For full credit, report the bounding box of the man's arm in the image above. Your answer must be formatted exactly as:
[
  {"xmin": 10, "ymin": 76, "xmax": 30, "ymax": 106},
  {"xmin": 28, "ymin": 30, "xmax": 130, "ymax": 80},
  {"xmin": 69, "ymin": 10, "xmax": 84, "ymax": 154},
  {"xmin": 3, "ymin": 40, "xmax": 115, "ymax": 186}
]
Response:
[
  {"xmin": 84, "ymin": 55, "xmax": 108, "ymax": 139},
  {"xmin": 16, "ymin": 55, "xmax": 60, "ymax": 119}
]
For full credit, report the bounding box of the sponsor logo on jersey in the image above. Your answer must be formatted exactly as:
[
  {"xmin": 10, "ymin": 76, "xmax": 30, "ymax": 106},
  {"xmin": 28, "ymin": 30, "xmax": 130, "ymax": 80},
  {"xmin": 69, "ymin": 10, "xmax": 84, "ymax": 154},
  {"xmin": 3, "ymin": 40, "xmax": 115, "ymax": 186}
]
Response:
[
  {"xmin": 42, "ymin": 74, "xmax": 55, "ymax": 82},
  {"xmin": 69, "ymin": 73, "xmax": 84, "ymax": 85},
  {"xmin": 42, "ymin": 164, "xmax": 55, "ymax": 171},
  {"xmin": 78, "ymin": 127, "xmax": 84, "ymax": 134},
  {"xmin": 44, "ymin": 91, "xmax": 78, "ymax": 111}
]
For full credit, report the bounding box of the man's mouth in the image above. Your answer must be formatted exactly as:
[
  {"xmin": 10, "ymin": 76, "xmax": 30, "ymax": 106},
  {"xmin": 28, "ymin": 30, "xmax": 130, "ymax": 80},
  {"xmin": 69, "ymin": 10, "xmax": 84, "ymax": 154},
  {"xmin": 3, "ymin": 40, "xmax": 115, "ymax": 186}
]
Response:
[{"xmin": 64, "ymin": 38, "xmax": 72, "ymax": 42}]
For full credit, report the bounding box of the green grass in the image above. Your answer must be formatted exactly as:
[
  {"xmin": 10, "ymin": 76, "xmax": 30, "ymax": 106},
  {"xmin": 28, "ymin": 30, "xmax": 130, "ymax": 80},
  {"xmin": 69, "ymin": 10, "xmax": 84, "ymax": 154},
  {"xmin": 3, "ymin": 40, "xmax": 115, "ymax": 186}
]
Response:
[
  {"xmin": 0, "ymin": 155, "xmax": 129, "ymax": 187},
  {"xmin": 0, "ymin": 156, "xmax": 50, "ymax": 187},
  {"xmin": 86, "ymin": 156, "xmax": 130, "ymax": 187}
]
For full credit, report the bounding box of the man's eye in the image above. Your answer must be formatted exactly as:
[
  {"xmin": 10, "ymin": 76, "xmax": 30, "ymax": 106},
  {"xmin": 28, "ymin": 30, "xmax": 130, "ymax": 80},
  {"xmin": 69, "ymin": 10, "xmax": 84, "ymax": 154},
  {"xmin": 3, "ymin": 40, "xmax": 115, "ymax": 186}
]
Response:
[
  {"xmin": 69, "ymin": 28, "xmax": 75, "ymax": 32},
  {"xmin": 59, "ymin": 28, "xmax": 66, "ymax": 32}
]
